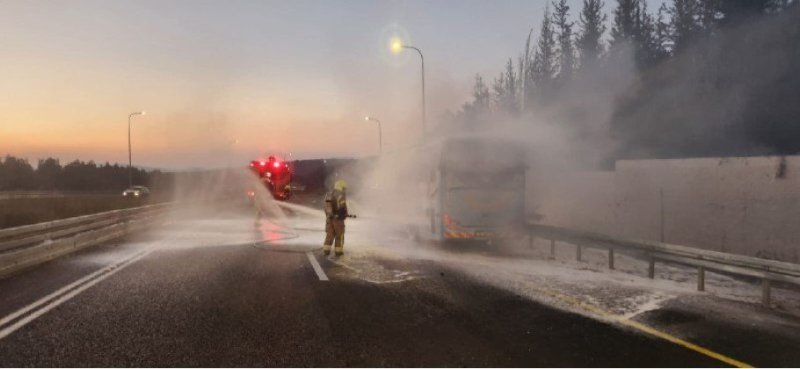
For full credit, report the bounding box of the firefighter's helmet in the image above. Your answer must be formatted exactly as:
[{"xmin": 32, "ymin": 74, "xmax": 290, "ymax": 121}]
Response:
[{"xmin": 334, "ymin": 179, "xmax": 348, "ymax": 191}]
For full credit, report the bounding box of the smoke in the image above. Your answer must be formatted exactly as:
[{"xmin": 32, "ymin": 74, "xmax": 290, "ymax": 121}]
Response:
[
  {"xmin": 610, "ymin": 6, "xmax": 800, "ymax": 159},
  {"xmin": 338, "ymin": 42, "xmax": 639, "ymax": 238}
]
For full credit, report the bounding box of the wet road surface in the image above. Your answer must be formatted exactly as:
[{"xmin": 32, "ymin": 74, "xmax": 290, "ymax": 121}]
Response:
[{"xmin": 0, "ymin": 212, "xmax": 798, "ymax": 367}]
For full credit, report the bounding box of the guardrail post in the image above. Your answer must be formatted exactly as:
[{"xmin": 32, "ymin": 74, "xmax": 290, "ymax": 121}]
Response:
[
  {"xmin": 648, "ymin": 256, "xmax": 655, "ymax": 279},
  {"xmin": 762, "ymin": 279, "xmax": 771, "ymax": 306},
  {"xmin": 549, "ymin": 239, "xmax": 555, "ymax": 260},
  {"xmin": 697, "ymin": 266, "xmax": 705, "ymax": 291},
  {"xmin": 576, "ymin": 245, "xmax": 582, "ymax": 262},
  {"xmin": 608, "ymin": 248, "xmax": 615, "ymax": 270}
]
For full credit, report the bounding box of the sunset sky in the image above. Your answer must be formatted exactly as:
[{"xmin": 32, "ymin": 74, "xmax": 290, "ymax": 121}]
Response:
[{"xmin": 0, "ymin": 0, "xmax": 664, "ymax": 169}]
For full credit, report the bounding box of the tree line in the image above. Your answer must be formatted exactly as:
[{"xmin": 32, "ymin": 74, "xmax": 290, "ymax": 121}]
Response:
[
  {"xmin": 0, "ymin": 155, "xmax": 168, "ymax": 191},
  {"xmin": 442, "ymin": 0, "xmax": 800, "ymax": 165}
]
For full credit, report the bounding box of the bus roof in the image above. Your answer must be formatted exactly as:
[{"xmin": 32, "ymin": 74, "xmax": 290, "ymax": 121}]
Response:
[{"xmin": 440, "ymin": 137, "xmax": 526, "ymax": 172}]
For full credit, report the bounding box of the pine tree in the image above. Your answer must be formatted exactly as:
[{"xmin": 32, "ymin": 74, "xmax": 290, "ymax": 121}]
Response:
[
  {"xmin": 634, "ymin": 0, "xmax": 663, "ymax": 68},
  {"xmin": 669, "ymin": 0, "xmax": 700, "ymax": 53},
  {"xmin": 720, "ymin": 0, "xmax": 776, "ymax": 23},
  {"xmin": 656, "ymin": 3, "xmax": 673, "ymax": 54},
  {"xmin": 532, "ymin": 5, "xmax": 557, "ymax": 101},
  {"xmin": 698, "ymin": 0, "xmax": 722, "ymax": 32},
  {"xmin": 610, "ymin": 0, "xmax": 640, "ymax": 46},
  {"xmin": 577, "ymin": 0, "xmax": 607, "ymax": 67},
  {"xmin": 609, "ymin": 0, "xmax": 663, "ymax": 70},
  {"xmin": 553, "ymin": 0, "xmax": 576, "ymax": 82},
  {"xmin": 493, "ymin": 59, "xmax": 518, "ymax": 114},
  {"xmin": 472, "ymin": 74, "xmax": 491, "ymax": 112},
  {"xmin": 460, "ymin": 74, "xmax": 491, "ymax": 128}
]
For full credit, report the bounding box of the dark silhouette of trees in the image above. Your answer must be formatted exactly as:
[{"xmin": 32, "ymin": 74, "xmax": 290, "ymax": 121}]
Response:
[
  {"xmin": 444, "ymin": 0, "xmax": 800, "ymax": 164},
  {"xmin": 532, "ymin": 5, "xmax": 558, "ymax": 103},
  {"xmin": 553, "ymin": 0, "xmax": 576, "ymax": 84},
  {"xmin": 576, "ymin": 0, "xmax": 607, "ymax": 68},
  {"xmin": 0, "ymin": 155, "xmax": 161, "ymax": 191},
  {"xmin": 0, "ymin": 156, "xmax": 35, "ymax": 190}
]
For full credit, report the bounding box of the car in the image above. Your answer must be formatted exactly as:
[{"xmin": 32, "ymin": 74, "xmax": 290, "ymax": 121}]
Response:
[{"xmin": 122, "ymin": 186, "xmax": 150, "ymax": 197}]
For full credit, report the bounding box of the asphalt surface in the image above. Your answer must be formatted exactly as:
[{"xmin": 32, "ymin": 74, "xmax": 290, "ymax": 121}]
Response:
[{"xmin": 1, "ymin": 210, "xmax": 799, "ymax": 367}]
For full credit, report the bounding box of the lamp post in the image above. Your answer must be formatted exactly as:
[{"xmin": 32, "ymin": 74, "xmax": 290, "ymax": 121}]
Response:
[
  {"xmin": 390, "ymin": 39, "xmax": 426, "ymax": 135},
  {"xmin": 364, "ymin": 116, "xmax": 383, "ymax": 154},
  {"xmin": 127, "ymin": 111, "xmax": 145, "ymax": 188}
]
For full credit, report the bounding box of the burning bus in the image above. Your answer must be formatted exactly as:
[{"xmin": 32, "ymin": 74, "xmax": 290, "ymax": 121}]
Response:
[{"xmin": 424, "ymin": 137, "xmax": 527, "ymax": 241}]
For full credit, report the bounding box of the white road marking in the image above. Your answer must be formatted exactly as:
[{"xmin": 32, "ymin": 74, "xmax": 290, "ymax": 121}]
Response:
[
  {"xmin": 306, "ymin": 251, "xmax": 329, "ymax": 281},
  {"xmin": 0, "ymin": 250, "xmax": 152, "ymax": 340}
]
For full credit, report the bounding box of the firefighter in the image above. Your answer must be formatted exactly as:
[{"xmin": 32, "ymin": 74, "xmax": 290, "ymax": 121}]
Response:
[{"xmin": 323, "ymin": 179, "xmax": 349, "ymax": 256}]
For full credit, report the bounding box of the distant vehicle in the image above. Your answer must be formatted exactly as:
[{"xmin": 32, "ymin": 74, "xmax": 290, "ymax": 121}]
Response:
[
  {"xmin": 248, "ymin": 156, "xmax": 293, "ymax": 200},
  {"xmin": 122, "ymin": 186, "xmax": 150, "ymax": 197},
  {"xmin": 424, "ymin": 137, "xmax": 527, "ymax": 241}
]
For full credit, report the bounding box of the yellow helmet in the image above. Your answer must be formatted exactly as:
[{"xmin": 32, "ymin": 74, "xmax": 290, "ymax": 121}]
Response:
[{"xmin": 334, "ymin": 179, "xmax": 348, "ymax": 191}]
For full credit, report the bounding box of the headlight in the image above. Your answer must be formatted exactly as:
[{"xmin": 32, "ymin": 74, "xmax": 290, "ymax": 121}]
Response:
[{"xmin": 134, "ymin": 192, "xmax": 140, "ymax": 197}]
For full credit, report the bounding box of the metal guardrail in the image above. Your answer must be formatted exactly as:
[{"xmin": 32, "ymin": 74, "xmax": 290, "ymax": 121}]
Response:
[
  {"xmin": 0, "ymin": 203, "xmax": 172, "ymax": 278},
  {"xmin": 0, "ymin": 191, "xmax": 119, "ymax": 200},
  {"xmin": 527, "ymin": 223, "xmax": 800, "ymax": 306}
]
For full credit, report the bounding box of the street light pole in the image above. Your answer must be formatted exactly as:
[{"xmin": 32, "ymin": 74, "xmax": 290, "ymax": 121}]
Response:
[
  {"xmin": 365, "ymin": 116, "xmax": 383, "ymax": 154},
  {"xmin": 403, "ymin": 45, "xmax": 426, "ymax": 134},
  {"xmin": 127, "ymin": 111, "xmax": 145, "ymax": 188},
  {"xmin": 391, "ymin": 40, "xmax": 426, "ymax": 135}
]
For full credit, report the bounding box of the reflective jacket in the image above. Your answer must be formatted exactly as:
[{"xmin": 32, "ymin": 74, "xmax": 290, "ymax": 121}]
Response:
[{"xmin": 324, "ymin": 189, "xmax": 348, "ymax": 220}]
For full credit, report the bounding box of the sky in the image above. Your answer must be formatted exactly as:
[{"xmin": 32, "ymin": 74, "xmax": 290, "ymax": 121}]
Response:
[{"xmin": 0, "ymin": 0, "xmax": 664, "ymax": 169}]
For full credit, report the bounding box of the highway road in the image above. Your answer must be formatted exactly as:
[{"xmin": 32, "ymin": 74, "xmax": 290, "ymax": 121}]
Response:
[{"xmin": 1, "ymin": 206, "xmax": 799, "ymax": 367}]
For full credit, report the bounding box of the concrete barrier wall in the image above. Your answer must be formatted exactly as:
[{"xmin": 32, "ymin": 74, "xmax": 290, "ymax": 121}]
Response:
[
  {"xmin": 530, "ymin": 156, "xmax": 800, "ymax": 263},
  {"xmin": 527, "ymin": 171, "xmax": 617, "ymax": 234}
]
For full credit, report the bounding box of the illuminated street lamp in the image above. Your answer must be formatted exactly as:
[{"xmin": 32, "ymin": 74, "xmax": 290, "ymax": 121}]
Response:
[
  {"xmin": 364, "ymin": 116, "xmax": 383, "ymax": 154},
  {"xmin": 390, "ymin": 38, "xmax": 426, "ymax": 134},
  {"xmin": 127, "ymin": 111, "xmax": 146, "ymax": 188}
]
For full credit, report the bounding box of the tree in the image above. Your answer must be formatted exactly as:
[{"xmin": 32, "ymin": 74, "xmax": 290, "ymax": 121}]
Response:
[
  {"xmin": 656, "ymin": 3, "xmax": 673, "ymax": 54},
  {"xmin": 669, "ymin": 0, "xmax": 700, "ymax": 53},
  {"xmin": 0, "ymin": 156, "xmax": 35, "ymax": 190},
  {"xmin": 719, "ymin": 0, "xmax": 778, "ymax": 24},
  {"xmin": 35, "ymin": 158, "xmax": 61, "ymax": 190},
  {"xmin": 577, "ymin": 0, "xmax": 607, "ymax": 67},
  {"xmin": 698, "ymin": 0, "xmax": 722, "ymax": 31},
  {"xmin": 532, "ymin": 5, "xmax": 557, "ymax": 102},
  {"xmin": 634, "ymin": 0, "xmax": 665, "ymax": 68},
  {"xmin": 459, "ymin": 74, "xmax": 492, "ymax": 128},
  {"xmin": 471, "ymin": 74, "xmax": 491, "ymax": 112},
  {"xmin": 609, "ymin": 0, "xmax": 664, "ymax": 70},
  {"xmin": 493, "ymin": 59, "xmax": 519, "ymax": 114},
  {"xmin": 610, "ymin": 0, "xmax": 640, "ymax": 46},
  {"xmin": 553, "ymin": 0, "xmax": 576, "ymax": 83}
]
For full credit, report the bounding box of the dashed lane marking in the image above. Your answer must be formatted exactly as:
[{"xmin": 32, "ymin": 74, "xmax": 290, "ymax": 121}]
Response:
[
  {"xmin": 306, "ymin": 251, "xmax": 329, "ymax": 281},
  {"xmin": 0, "ymin": 250, "xmax": 152, "ymax": 341}
]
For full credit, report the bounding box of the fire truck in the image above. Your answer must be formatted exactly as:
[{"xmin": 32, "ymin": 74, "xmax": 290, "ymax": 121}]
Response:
[{"xmin": 248, "ymin": 156, "xmax": 293, "ymax": 200}]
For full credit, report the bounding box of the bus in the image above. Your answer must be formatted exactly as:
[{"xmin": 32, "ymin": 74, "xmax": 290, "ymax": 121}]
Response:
[{"xmin": 425, "ymin": 137, "xmax": 527, "ymax": 241}]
